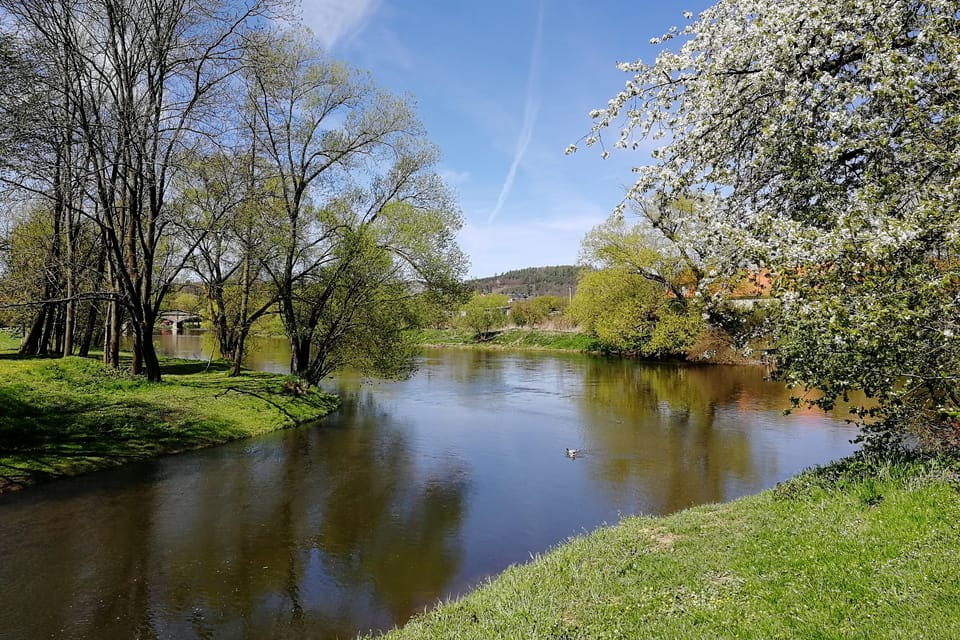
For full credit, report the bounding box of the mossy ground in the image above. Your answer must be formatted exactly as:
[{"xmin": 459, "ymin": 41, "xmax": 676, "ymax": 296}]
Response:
[
  {"xmin": 0, "ymin": 342, "xmax": 338, "ymax": 493},
  {"xmin": 372, "ymin": 456, "xmax": 960, "ymax": 639}
]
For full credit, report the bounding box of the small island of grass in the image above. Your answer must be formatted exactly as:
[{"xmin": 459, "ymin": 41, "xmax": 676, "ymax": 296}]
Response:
[{"xmin": 0, "ymin": 342, "xmax": 338, "ymax": 493}]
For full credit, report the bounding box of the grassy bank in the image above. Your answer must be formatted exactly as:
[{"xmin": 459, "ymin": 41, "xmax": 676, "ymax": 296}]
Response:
[
  {"xmin": 0, "ymin": 351, "xmax": 338, "ymax": 493},
  {"xmin": 372, "ymin": 457, "xmax": 960, "ymax": 639},
  {"xmin": 412, "ymin": 328, "xmax": 599, "ymax": 352}
]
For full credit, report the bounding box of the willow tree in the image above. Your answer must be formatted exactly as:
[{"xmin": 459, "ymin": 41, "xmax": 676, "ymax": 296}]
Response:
[
  {"xmin": 576, "ymin": 1, "xmax": 960, "ymax": 450},
  {"xmin": 246, "ymin": 32, "xmax": 466, "ymax": 380}
]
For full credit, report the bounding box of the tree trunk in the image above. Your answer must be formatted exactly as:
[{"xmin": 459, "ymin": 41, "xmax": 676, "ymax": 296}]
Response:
[
  {"xmin": 140, "ymin": 327, "xmax": 162, "ymax": 382},
  {"xmin": 19, "ymin": 305, "xmax": 47, "ymax": 355},
  {"xmin": 79, "ymin": 246, "xmax": 107, "ymax": 358},
  {"xmin": 78, "ymin": 300, "xmax": 100, "ymax": 358},
  {"xmin": 130, "ymin": 329, "xmax": 143, "ymax": 376},
  {"xmin": 289, "ymin": 335, "xmax": 311, "ymax": 376},
  {"xmin": 230, "ymin": 327, "xmax": 251, "ymax": 377},
  {"xmin": 38, "ymin": 301, "xmax": 57, "ymax": 355},
  {"xmin": 62, "ymin": 286, "xmax": 75, "ymax": 356},
  {"xmin": 104, "ymin": 296, "xmax": 122, "ymax": 369}
]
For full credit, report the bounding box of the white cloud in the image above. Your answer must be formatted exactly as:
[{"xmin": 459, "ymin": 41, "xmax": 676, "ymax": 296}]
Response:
[
  {"xmin": 438, "ymin": 168, "xmax": 471, "ymax": 186},
  {"xmin": 299, "ymin": 0, "xmax": 380, "ymax": 51},
  {"xmin": 458, "ymin": 212, "xmax": 606, "ymax": 278}
]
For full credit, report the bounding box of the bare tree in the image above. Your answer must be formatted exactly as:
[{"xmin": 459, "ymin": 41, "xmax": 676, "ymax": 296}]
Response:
[{"xmin": 1, "ymin": 0, "xmax": 278, "ymax": 380}]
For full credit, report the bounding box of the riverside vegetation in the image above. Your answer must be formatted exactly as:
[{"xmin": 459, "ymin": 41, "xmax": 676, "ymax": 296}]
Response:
[
  {"xmin": 0, "ymin": 332, "xmax": 338, "ymax": 493},
  {"xmin": 411, "ymin": 328, "xmax": 598, "ymax": 352}
]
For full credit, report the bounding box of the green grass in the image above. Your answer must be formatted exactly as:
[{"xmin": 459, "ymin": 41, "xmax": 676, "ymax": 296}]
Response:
[
  {"xmin": 372, "ymin": 456, "xmax": 960, "ymax": 639},
  {"xmin": 0, "ymin": 352, "xmax": 338, "ymax": 493},
  {"xmin": 411, "ymin": 328, "xmax": 599, "ymax": 352},
  {"xmin": 0, "ymin": 328, "xmax": 21, "ymax": 351}
]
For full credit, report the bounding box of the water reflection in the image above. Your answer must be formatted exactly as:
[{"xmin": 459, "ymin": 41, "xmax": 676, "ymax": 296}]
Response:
[
  {"xmin": 0, "ymin": 391, "xmax": 468, "ymax": 639},
  {"xmin": 0, "ymin": 349, "xmax": 857, "ymax": 640}
]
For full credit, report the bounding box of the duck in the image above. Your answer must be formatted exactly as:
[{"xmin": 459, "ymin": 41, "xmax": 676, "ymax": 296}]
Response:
[{"xmin": 565, "ymin": 448, "xmax": 581, "ymax": 458}]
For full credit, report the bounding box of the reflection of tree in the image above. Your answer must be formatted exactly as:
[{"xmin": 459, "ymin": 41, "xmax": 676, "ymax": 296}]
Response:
[
  {"xmin": 578, "ymin": 361, "xmax": 787, "ymax": 514},
  {"xmin": 0, "ymin": 467, "xmax": 163, "ymax": 639},
  {"xmin": 311, "ymin": 390, "xmax": 469, "ymax": 624},
  {"xmin": 0, "ymin": 388, "xmax": 468, "ymax": 640},
  {"xmin": 442, "ymin": 348, "xmax": 505, "ymax": 386},
  {"xmin": 144, "ymin": 387, "xmax": 470, "ymax": 638}
]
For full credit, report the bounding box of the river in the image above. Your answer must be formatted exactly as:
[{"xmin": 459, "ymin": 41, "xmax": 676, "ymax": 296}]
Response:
[{"xmin": 0, "ymin": 333, "xmax": 858, "ymax": 639}]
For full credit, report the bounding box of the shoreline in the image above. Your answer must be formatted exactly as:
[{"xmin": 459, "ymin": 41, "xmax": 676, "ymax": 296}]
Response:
[
  {"xmin": 368, "ymin": 455, "xmax": 960, "ymax": 639},
  {"xmin": 411, "ymin": 328, "xmax": 767, "ymax": 365},
  {"xmin": 0, "ymin": 353, "xmax": 339, "ymax": 495}
]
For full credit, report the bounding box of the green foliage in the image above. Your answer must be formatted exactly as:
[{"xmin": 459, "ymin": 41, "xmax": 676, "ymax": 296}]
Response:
[
  {"xmin": 529, "ymin": 295, "xmax": 566, "ymax": 319},
  {"xmin": 410, "ymin": 328, "xmax": 597, "ymax": 352},
  {"xmin": 0, "ymin": 208, "xmax": 53, "ymax": 329},
  {"xmin": 164, "ymin": 291, "xmax": 203, "ymax": 315},
  {"xmin": 459, "ymin": 294, "xmax": 509, "ymax": 339},
  {"xmin": 568, "ymin": 268, "xmax": 704, "ymax": 357},
  {"xmin": 0, "ymin": 328, "xmax": 20, "ymax": 351},
  {"xmin": 510, "ymin": 295, "xmax": 567, "ymax": 328},
  {"xmin": 580, "ymin": 214, "xmax": 700, "ymax": 303},
  {"xmin": 646, "ymin": 311, "xmax": 706, "ymax": 358},
  {"xmin": 776, "ymin": 257, "xmax": 960, "ymax": 452},
  {"xmin": 508, "ymin": 299, "xmax": 532, "ymax": 327}
]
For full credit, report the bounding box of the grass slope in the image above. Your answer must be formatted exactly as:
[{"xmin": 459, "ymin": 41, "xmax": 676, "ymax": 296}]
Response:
[
  {"xmin": 0, "ymin": 352, "xmax": 338, "ymax": 493},
  {"xmin": 373, "ymin": 458, "xmax": 960, "ymax": 639}
]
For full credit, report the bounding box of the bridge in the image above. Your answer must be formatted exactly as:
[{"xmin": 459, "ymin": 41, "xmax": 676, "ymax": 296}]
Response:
[{"xmin": 158, "ymin": 310, "xmax": 203, "ymax": 330}]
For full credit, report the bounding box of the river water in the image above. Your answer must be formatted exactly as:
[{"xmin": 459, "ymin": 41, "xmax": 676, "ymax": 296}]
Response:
[{"xmin": 0, "ymin": 334, "xmax": 858, "ymax": 639}]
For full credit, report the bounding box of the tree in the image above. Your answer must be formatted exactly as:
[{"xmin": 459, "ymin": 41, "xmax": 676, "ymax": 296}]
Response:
[
  {"xmin": 580, "ymin": 214, "xmax": 700, "ymax": 308},
  {"xmin": 460, "ymin": 294, "xmax": 508, "ymax": 339},
  {"xmin": 568, "ymin": 268, "xmax": 703, "ymax": 356},
  {"xmin": 509, "ymin": 300, "xmax": 532, "ymax": 328},
  {"xmin": 246, "ymin": 31, "xmax": 466, "ymax": 380},
  {"xmin": 1, "ymin": 0, "xmax": 276, "ymax": 381},
  {"xmin": 577, "ymin": 0, "xmax": 960, "ymax": 450},
  {"xmin": 178, "ymin": 148, "xmax": 280, "ymax": 376}
]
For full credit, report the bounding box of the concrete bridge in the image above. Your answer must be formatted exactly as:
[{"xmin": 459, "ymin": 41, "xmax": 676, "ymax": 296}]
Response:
[{"xmin": 158, "ymin": 310, "xmax": 203, "ymax": 330}]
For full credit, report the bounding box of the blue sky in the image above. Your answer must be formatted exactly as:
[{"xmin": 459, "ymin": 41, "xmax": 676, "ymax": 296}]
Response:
[{"xmin": 298, "ymin": 1, "xmax": 713, "ymax": 277}]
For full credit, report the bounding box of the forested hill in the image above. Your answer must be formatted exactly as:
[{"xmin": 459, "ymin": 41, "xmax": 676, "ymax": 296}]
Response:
[{"xmin": 468, "ymin": 265, "xmax": 581, "ymax": 298}]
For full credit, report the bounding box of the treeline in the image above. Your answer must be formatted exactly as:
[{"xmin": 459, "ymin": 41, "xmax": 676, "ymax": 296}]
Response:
[
  {"xmin": 469, "ymin": 265, "xmax": 579, "ymax": 298},
  {"xmin": 0, "ymin": 1, "xmax": 466, "ymax": 382}
]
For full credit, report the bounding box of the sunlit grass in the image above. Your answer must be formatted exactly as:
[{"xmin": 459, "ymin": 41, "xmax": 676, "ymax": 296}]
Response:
[
  {"xmin": 372, "ymin": 457, "xmax": 960, "ymax": 639},
  {"xmin": 0, "ymin": 328, "xmax": 21, "ymax": 352},
  {"xmin": 411, "ymin": 328, "xmax": 599, "ymax": 352},
  {"xmin": 0, "ymin": 352, "xmax": 338, "ymax": 492}
]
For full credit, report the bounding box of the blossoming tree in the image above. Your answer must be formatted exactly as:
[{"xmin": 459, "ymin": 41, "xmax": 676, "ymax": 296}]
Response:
[{"xmin": 574, "ymin": 0, "xmax": 960, "ymax": 450}]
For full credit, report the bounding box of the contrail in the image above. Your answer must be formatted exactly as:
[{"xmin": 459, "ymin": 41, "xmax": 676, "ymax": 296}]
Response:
[{"xmin": 488, "ymin": 0, "xmax": 544, "ymax": 224}]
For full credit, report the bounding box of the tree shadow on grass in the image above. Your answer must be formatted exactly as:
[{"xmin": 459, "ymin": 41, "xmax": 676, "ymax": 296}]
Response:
[
  {"xmin": 0, "ymin": 385, "xmax": 240, "ymax": 493},
  {"xmin": 160, "ymin": 359, "xmax": 233, "ymax": 376},
  {"xmin": 0, "ymin": 352, "xmax": 59, "ymax": 361}
]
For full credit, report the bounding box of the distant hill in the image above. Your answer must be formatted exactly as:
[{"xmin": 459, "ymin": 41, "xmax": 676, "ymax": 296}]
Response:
[{"xmin": 468, "ymin": 265, "xmax": 581, "ymax": 299}]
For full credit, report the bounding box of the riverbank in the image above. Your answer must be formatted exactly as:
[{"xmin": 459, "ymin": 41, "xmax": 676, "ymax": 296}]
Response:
[
  {"xmin": 372, "ymin": 455, "xmax": 960, "ymax": 639},
  {"xmin": 0, "ymin": 352, "xmax": 338, "ymax": 494},
  {"xmin": 411, "ymin": 328, "xmax": 599, "ymax": 352}
]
